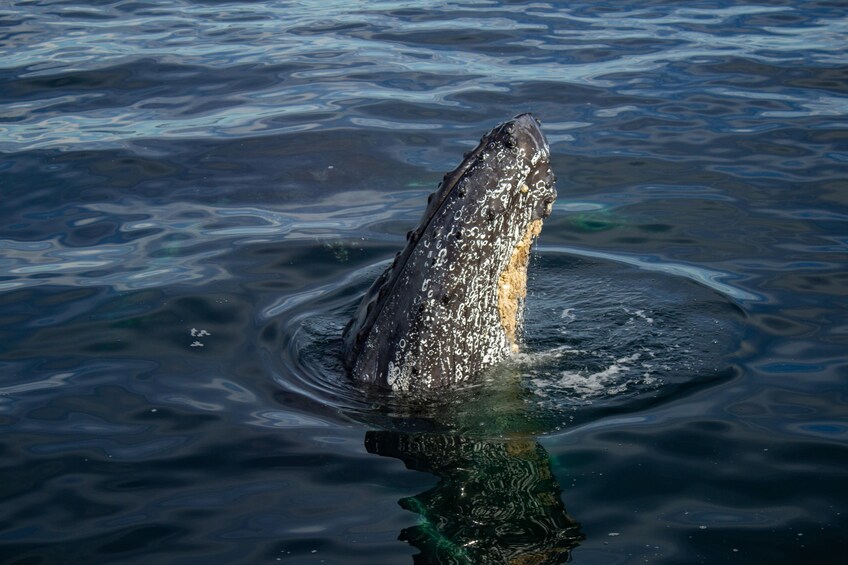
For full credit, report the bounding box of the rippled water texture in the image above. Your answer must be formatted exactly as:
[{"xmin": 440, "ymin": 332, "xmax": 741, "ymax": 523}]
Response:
[{"xmin": 1, "ymin": 1, "xmax": 846, "ymax": 563}]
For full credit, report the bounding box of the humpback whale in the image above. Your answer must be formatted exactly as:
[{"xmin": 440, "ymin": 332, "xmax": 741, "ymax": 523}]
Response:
[{"xmin": 343, "ymin": 114, "xmax": 557, "ymax": 390}]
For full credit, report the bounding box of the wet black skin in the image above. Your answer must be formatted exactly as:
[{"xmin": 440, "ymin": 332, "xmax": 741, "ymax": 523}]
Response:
[{"xmin": 343, "ymin": 114, "xmax": 557, "ymax": 391}]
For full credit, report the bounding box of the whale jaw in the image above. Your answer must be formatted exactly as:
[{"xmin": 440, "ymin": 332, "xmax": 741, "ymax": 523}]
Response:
[{"xmin": 343, "ymin": 114, "xmax": 557, "ymax": 391}]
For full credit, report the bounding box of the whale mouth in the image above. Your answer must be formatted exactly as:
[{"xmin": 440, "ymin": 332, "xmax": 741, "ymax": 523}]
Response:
[{"xmin": 498, "ymin": 218, "xmax": 544, "ymax": 351}]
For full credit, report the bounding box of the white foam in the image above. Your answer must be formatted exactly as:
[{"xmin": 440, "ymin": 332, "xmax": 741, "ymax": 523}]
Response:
[{"xmin": 530, "ymin": 352, "xmax": 658, "ymax": 399}]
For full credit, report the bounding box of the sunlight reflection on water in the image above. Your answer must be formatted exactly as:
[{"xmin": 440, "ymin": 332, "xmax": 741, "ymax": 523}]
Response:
[{"xmin": 2, "ymin": 1, "xmax": 844, "ymax": 151}]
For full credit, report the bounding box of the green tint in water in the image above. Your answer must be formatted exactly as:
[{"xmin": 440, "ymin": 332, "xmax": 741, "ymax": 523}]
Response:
[
  {"xmin": 567, "ymin": 210, "xmax": 622, "ymax": 232},
  {"xmin": 367, "ymin": 431, "xmax": 584, "ymax": 564}
]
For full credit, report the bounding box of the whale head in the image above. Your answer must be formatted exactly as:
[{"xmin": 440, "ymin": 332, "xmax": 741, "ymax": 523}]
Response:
[{"xmin": 343, "ymin": 113, "xmax": 557, "ymax": 391}]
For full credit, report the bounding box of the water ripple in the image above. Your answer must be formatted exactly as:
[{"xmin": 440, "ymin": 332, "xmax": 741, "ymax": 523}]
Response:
[
  {"xmin": 542, "ymin": 244, "xmax": 762, "ymax": 302},
  {"xmin": 1, "ymin": 1, "xmax": 845, "ymax": 151},
  {"xmin": 0, "ymin": 2, "xmax": 845, "ymax": 563},
  {"xmin": 0, "ymin": 193, "xmax": 419, "ymax": 291}
]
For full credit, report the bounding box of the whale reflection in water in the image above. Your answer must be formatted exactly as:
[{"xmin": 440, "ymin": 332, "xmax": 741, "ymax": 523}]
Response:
[{"xmin": 367, "ymin": 431, "xmax": 584, "ymax": 564}]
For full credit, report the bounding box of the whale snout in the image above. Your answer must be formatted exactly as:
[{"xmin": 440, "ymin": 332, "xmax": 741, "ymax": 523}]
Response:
[
  {"xmin": 506, "ymin": 114, "xmax": 557, "ymax": 221},
  {"xmin": 510, "ymin": 113, "xmax": 550, "ymax": 157}
]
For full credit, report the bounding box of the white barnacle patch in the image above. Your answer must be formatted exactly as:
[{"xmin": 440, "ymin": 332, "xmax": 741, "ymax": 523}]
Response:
[
  {"xmin": 531, "ymin": 149, "xmax": 543, "ymax": 166},
  {"xmin": 386, "ymin": 361, "xmax": 398, "ymax": 388}
]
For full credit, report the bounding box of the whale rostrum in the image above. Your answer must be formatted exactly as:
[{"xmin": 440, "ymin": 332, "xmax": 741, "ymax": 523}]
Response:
[{"xmin": 343, "ymin": 114, "xmax": 557, "ymax": 391}]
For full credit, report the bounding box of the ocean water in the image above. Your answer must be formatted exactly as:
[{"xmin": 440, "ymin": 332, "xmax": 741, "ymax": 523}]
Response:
[{"xmin": 1, "ymin": 0, "xmax": 846, "ymax": 563}]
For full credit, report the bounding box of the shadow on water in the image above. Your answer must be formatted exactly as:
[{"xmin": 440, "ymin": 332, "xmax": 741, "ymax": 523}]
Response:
[{"xmin": 367, "ymin": 431, "xmax": 584, "ymax": 564}]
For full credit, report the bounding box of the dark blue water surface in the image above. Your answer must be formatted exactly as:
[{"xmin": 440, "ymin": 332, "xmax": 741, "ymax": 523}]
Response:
[{"xmin": 1, "ymin": 1, "xmax": 847, "ymax": 563}]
